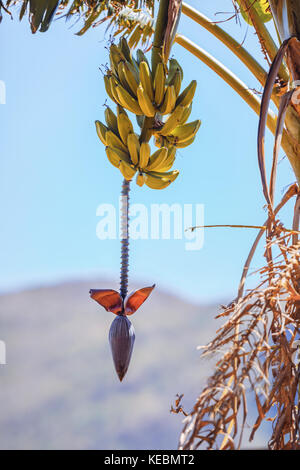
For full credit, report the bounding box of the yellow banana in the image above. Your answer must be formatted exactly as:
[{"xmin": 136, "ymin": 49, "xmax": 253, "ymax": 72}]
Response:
[
  {"xmin": 117, "ymin": 112, "xmax": 134, "ymax": 146},
  {"xmin": 146, "ymin": 148, "xmax": 168, "ymax": 171},
  {"xmin": 136, "ymin": 49, "xmax": 149, "ymax": 67},
  {"xmin": 176, "ymin": 80, "xmax": 197, "ymax": 107},
  {"xmin": 95, "ymin": 120, "xmax": 108, "ymax": 145},
  {"xmin": 144, "ymin": 173, "xmax": 172, "ymax": 190},
  {"xmin": 106, "ymin": 130, "xmax": 128, "ymax": 153},
  {"xmin": 119, "ymin": 161, "xmax": 137, "ymax": 181},
  {"xmin": 106, "ymin": 146, "xmax": 131, "ymax": 165},
  {"xmin": 104, "ymin": 75, "xmax": 117, "ymax": 103},
  {"xmin": 109, "ymin": 44, "xmax": 125, "ymax": 75},
  {"xmin": 158, "ymin": 105, "xmax": 186, "ymax": 136},
  {"xmin": 105, "ymin": 147, "xmax": 121, "ymax": 168},
  {"xmin": 180, "ymin": 104, "xmax": 192, "ymax": 125},
  {"xmin": 168, "ymin": 120, "xmax": 201, "ymax": 143},
  {"xmin": 116, "ymin": 84, "xmax": 143, "ymax": 115},
  {"xmin": 170, "ymin": 70, "xmax": 182, "ymax": 98},
  {"xmin": 109, "ymin": 76, "xmax": 121, "ymax": 103},
  {"xmin": 119, "ymin": 37, "xmax": 132, "ymax": 64},
  {"xmin": 154, "ymin": 62, "xmax": 166, "ymax": 107},
  {"xmin": 139, "ymin": 142, "xmax": 151, "ymax": 169},
  {"xmin": 139, "ymin": 61, "xmax": 154, "ymax": 102},
  {"xmin": 137, "ymin": 84, "xmax": 156, "ymax": 117},
  {"xmin": 127, "ymin": 133, "xmax": 140, "ymax": 166},
  {"xmin": 159, "ymin": 85, "xmax": 176, "ymax": 115},
  {"xmin": 173, "ymin": 135, "xmax": 196, "ymax": 148},
  {"xmin": 167, "ymin": 58, "xmax": 183, "ymax": 85},
  {"xmin": 117, "ymin": 62, "xmax": 132, "ymax": 95},
  {"xmin": 148, "ymin": 169, "xmax": 179, "ymax": 182},
  {"xmin": 104, "ymin": 107, "xmax": 119, "ymax": 136},
  {"xmin": 154, "ymin": 134, "xmax": 166, "ymax": 148},
  {"xmin": 136, "ymin": 172, "xmax": 145, "ymax": 187},
  {"xmin": 157, "ymin": 146, "xmax": 176, "ymax": 172},
  {"xmin": 122, "ymin": 61, "xmax": 139, "ymax": 96}
]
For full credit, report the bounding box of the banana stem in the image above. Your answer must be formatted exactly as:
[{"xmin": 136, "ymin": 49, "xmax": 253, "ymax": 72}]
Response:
[
  {"xmin": 151, "ymin": 0, "xmax": 170, "ymax": 75},
  {"xmin": 140, "ymin": 116, "xmax": 154, "ymax": 143},
  {"xmin": 120, "ymin": 179, "xmax": 130, "ymax": 300}
]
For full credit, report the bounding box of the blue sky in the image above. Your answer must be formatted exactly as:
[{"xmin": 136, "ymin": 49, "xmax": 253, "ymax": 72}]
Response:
[{"xmin": 0, "ymin": 0, "xmax": 296, "ymax": 303}]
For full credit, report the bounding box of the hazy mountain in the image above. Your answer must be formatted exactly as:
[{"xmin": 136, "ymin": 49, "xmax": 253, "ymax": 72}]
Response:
[{"xmin": 0, "ymin": 281, "xmax": 264, "ymax": 449}]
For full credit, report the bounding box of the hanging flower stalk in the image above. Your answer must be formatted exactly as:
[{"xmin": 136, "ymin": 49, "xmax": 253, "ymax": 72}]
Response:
[{"xmin": 90, "ymin": 0, "xmax": 201, "ymax": 381}]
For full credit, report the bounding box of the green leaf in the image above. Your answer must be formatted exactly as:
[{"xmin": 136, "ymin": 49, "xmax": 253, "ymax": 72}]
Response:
[{"xmin": 236, "ymin": 0, "xmax": 272, "ymax": 25}]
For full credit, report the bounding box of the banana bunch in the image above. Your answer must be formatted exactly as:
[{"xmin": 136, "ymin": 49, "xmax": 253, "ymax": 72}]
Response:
[
  {"xmin": 104, "ymin": 38, "xmax": 199, "ymax": 120},
  {"xmin": 96, "ymin": 105, "xmax": 179, "ymax": 189},
  {"xmin": 96, "ymin": 38, "xmax": 201, "ymax": 190}
]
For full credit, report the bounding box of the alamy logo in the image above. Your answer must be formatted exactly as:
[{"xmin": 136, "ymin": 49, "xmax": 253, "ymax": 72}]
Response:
[
  {"xmin": 0, "ymin": 340, "xmax": 6, "ymax": 365},
  {"xmin": 96, "ymin": 200, "xmax": 205, "ymax": 251},
  {"xmin": 0, "ymin": 80, "xmax": 6, "ymax": 104}
]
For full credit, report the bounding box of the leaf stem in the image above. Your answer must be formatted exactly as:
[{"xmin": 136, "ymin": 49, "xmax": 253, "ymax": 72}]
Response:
[
  {"xmin": 182, "ymin": 3, "xmax": 268, "ymax": 87},
  {"xmin": 175, "ymin": 34, "xmax": 296, "ymax": 167}
]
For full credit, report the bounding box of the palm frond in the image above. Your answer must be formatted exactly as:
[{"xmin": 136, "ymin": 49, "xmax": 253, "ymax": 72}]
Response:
[{"xmin": 3, "ymin": 0, "xmax": 154, "ymax": 45}]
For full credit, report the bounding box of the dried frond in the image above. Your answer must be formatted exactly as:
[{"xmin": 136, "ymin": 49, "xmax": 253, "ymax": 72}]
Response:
[{"xmin": 179, "ymin": 190, "xmax": 300, "ymax": 450}]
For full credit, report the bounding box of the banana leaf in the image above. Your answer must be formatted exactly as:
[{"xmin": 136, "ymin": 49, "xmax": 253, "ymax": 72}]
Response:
[{"xmin": 3, "ymin": 0, "xmax": 154, "ymax": 43}]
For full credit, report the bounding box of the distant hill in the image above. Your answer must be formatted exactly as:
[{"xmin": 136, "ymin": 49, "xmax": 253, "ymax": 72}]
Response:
[{"xmin": 0, "ymin": 281, "xmax": 265, "ymax": 449}]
